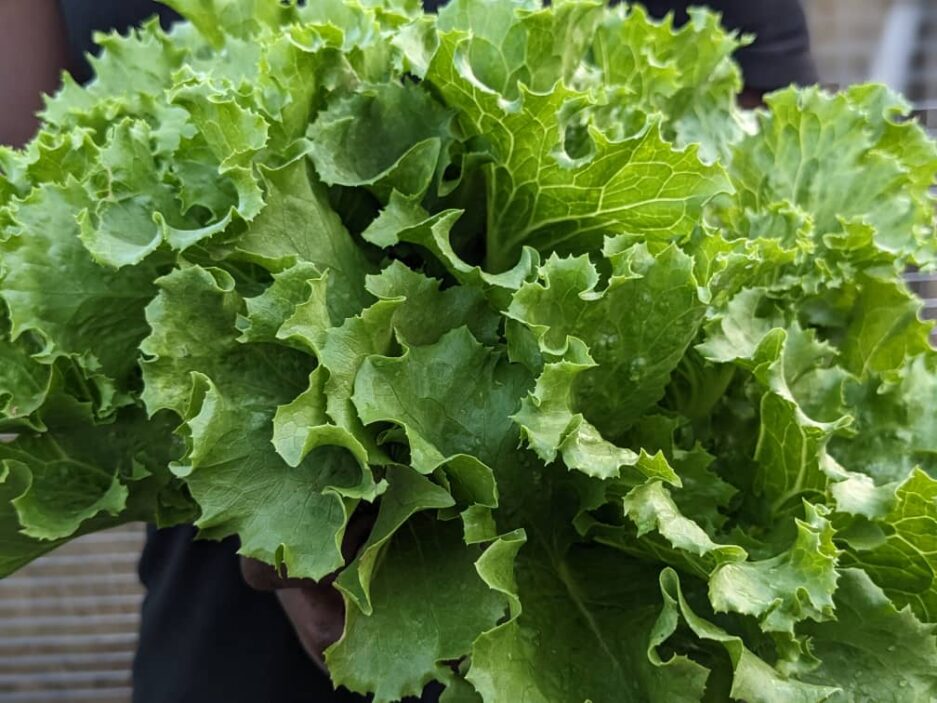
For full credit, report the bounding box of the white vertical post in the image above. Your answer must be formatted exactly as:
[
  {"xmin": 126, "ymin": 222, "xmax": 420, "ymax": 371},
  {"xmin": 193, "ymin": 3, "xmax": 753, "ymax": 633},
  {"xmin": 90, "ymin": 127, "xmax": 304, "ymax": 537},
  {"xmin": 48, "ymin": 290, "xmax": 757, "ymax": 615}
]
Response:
[{"xmin": 868, "ymin": 0, "xmax": 924, "ymax": 92}]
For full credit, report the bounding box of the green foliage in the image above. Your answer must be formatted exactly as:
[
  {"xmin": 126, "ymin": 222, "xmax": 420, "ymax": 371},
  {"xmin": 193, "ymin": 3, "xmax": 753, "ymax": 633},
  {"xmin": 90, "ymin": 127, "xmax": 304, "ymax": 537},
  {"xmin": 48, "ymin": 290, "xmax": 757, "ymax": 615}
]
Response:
[{"xmin": 1, "ymin": 0, "xmax": 936, "ymax": 700}]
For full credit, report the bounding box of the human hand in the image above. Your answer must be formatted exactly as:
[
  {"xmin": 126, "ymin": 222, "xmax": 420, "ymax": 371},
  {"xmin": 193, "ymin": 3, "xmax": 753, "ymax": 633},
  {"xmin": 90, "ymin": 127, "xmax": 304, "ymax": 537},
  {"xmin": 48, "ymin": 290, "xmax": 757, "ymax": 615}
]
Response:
[
  {"xmin": 239, "ymin": 506, "xmax": 377, "ymax": 669},
  {"xmin": 239, "ymin": 557, "xmax": 344, "ymax": 669}
]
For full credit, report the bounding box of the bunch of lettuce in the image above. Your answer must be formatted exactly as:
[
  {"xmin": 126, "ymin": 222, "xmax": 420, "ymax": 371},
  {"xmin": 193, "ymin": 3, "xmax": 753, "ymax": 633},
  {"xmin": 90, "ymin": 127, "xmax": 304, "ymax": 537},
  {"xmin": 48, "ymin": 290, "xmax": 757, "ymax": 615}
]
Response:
[{"xmin": 2, "ymin": 0, "xmax": 937, "ymax": 700}]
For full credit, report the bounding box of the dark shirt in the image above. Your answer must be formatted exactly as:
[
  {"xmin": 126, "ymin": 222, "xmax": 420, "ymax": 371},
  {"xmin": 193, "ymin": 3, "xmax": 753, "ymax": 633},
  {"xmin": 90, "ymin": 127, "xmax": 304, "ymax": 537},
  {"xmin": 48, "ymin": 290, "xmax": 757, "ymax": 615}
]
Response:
[
  {"xmin": 134, "ymin": 526, "xmax": 362, "ymax": 703},
  {"xmin": 56, "ymin": 1, "xmax": 816, "ymax": 702}
]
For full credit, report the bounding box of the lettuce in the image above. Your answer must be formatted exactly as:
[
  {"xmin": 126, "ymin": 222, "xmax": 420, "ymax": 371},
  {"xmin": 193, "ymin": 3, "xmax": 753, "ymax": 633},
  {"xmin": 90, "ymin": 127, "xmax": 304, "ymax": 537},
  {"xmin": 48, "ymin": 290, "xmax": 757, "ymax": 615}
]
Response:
[{"xmin": 2, "ymin": 1, "xmax": 937, "ymax": 700}]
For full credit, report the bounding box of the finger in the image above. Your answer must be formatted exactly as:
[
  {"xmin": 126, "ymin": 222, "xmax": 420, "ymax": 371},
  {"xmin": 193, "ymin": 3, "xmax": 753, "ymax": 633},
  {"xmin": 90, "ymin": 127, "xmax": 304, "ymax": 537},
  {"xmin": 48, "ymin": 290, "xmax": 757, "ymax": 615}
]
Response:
[
  {"xmin": 239, "ymin": 556, "xmax": 320, "ymax": 591},
  {"xmin": 276, "ymin": 586, "xmax": 345, "ymax": 668}
]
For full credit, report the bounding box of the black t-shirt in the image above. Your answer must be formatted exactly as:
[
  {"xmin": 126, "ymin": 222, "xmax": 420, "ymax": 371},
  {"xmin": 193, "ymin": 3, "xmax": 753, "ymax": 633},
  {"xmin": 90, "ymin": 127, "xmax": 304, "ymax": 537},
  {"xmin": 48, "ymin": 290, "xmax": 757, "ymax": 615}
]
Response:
[
  {"xmin": 134, "ymin": 525, "xmax": 363, "ymax": 703},
  {"xmin": 56, "ymin": 1, "xmax": 816, "ymax": 702}
]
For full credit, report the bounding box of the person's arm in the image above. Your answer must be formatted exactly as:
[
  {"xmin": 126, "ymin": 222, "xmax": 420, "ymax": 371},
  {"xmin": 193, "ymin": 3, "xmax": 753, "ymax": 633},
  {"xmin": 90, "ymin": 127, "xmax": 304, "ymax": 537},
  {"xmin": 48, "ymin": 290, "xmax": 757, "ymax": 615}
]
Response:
[{"xmin": 0, "ymin": 0, "xmax": 68, "ymax": 147}]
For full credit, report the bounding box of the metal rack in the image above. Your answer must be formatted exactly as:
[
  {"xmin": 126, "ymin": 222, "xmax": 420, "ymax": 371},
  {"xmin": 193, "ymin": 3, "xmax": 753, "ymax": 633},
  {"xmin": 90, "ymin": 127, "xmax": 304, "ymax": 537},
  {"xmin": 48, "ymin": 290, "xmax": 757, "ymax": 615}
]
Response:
[
  {"xmin": 0, "ymin": 527, "xmax": 144, "ymax": 702},
  {"xmin": 909, "ymin": 1, "xmax": 937, "ymax": 102},
  {"xmin": 806, "ymin": 0, "xmax": 937, "ymax": 103},
  {"xmin": 806, "ymin": 0, "xmax": 895, "ymax": 89}
]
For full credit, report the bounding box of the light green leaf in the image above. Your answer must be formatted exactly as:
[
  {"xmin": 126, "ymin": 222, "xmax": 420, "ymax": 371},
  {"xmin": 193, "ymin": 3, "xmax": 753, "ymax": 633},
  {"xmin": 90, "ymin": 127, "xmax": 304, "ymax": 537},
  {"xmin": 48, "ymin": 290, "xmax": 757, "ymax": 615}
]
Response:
[
  {"xmin": 839, "ymin": 275, "xmax": 931, "ymax": 380},
  {"xmin": 161, "ymin": 0, "xmax": 289, "ymax": 48},
  {"xmin": 1, "ymin": 181, "xmax": 160, "ymax": 393},
  {"xmin": 237, "ymin": 261, "xmax": 324, "ymax": 345},
  {"xmin": 512, "ymin": 340, "xmax": 679, "ymax": 483},
  {"xmin": 179, "ymin": 372, "xmax": 371, "ymax": 580},
  {"xmin": 78, "ymin": 118, "xmax": 233, "ymax": 267},
  {"xmin": 696, "ymin": 288, "xmax": 776, "ymax": 364},
  {"xmin": 9, "ymin": 455, "xmax": 126, "ymax": 541},
  {"xmin": 140, "ymin": 265, "xmax": 248, "ymax": 417},
  {"xmin": 830, "ymin": 357, "xmax": 937, "ymax": 485},
  {"xmin": 352, "ymin": 326, "xmax": 531, "ymax": 475},
  {"xmin": 141, "ymin": 265, "xmax": 376, "ymax": 579},
  {"xmin": 234, "ymin": 159, "xmax": 374, "ymax": 321},
  {"xmin": 829, "ymin": 470, "xmax": 897, "ymax": 520},
  {"xmin": 468, "ymin": 543, "xmax": 713, "ymax": 703},
  {"xmin": 0, "ymin": 409, "xmax": 183, "ymax": 575},
  {"xmin": 844, "ymin": 469, "xmax": 937, "ymax": 621},
  {"xmin": 0, "ymin": 322, "xmax": 54, "ymax": 430},
  {"xmin": 653, "ymin": 568, "xmax": 840, "ymax": 703},
  {"xmin": 271, "ymin": 366, "xmax": 370, "ymax": 469},
  {"xmin": 726, "ymin": 87, "xmax": 933, "ymax": 262},
  {"xmin": 509, "ymin": 244, "xmax": 705, "ymax": 438},
  {"xmin": 361, "ymin": 193, "xmax": 540, "ymax": 308},
  {"xmin": 586, "ymin": 6, "xmax": 746, "ymax": 161},
  {"xmin": 327, "ymin": 514, "xmax": 505, "ymax": 703},
  {"xmin": 364, "ymin": 261, "xmax": 501, "ymax": 347},
  {"xmin": 428, "ymin": 30, "xmax": 730, "ymax": 270},
  {"xmin": 619, "ymin": 480, "xmax": 746, "ymax": 576},
  {"xmin": 798, "ymin": 568, "xmax": 937, "ymax": 702},
  {"xmin": 335, "ymin": 464, "xmax": 454, "ymax": 614},
  {"xmin": 309, "ymin": 82, "xmax": 454, "ymax": 201},
  {"xmin": 170, "ymin": 78, "xmax": 269, "ymax": 220},
  {"xmin": 274, "ymin": 262, "xmax": 502, "ymax": 468},
  {"xmin": 709, "ymin": 503, "xmax": 839, "ymax": 633}
]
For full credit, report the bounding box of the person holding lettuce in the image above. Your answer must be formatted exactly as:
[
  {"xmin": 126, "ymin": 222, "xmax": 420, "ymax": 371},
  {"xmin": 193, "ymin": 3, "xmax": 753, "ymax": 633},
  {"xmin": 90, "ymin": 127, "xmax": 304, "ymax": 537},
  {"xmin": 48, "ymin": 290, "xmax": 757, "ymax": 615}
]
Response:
[{"xmin": 0, "ymin": 1, "xmax": 815, "ymax": 701}]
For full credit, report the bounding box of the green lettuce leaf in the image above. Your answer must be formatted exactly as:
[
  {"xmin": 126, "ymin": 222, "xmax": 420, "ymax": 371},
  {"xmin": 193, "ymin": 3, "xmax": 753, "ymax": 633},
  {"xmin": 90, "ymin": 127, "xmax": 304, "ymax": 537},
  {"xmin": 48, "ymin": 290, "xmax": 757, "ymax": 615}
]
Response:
[
  {"xmin": 798, "ymin": 568, "xmax": 937, "ymax": 701},
  {"xmin": 843, "ymin": 469, "xmax": 937, "ymax": 621},
  {"xmin": 428, "ymin": 23, "xmax": 730, "ymax": 271}
]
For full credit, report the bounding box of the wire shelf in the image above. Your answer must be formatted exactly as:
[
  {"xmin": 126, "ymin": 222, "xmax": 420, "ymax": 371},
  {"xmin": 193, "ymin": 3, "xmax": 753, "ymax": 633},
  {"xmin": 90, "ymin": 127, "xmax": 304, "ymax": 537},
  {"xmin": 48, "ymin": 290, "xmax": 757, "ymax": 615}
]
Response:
[{"xmin": 0, "ymin": 526, "xmax": 144, "ymax": 703}]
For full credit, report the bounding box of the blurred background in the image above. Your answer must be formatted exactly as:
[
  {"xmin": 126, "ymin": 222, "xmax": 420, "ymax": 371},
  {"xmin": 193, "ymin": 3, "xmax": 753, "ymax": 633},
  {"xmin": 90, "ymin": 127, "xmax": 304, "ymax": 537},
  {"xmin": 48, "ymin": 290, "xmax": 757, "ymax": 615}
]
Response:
[
  {"xmin": 808, "ymin": 0, "xmax": 937, "ymax": 105},
  {"xmin": 0, "ymin": 527, "xmax": 144, "ymax": 701},
  {"xmin": 1, "ymin": 1, "xmax": 936, "ymax": 702}
]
